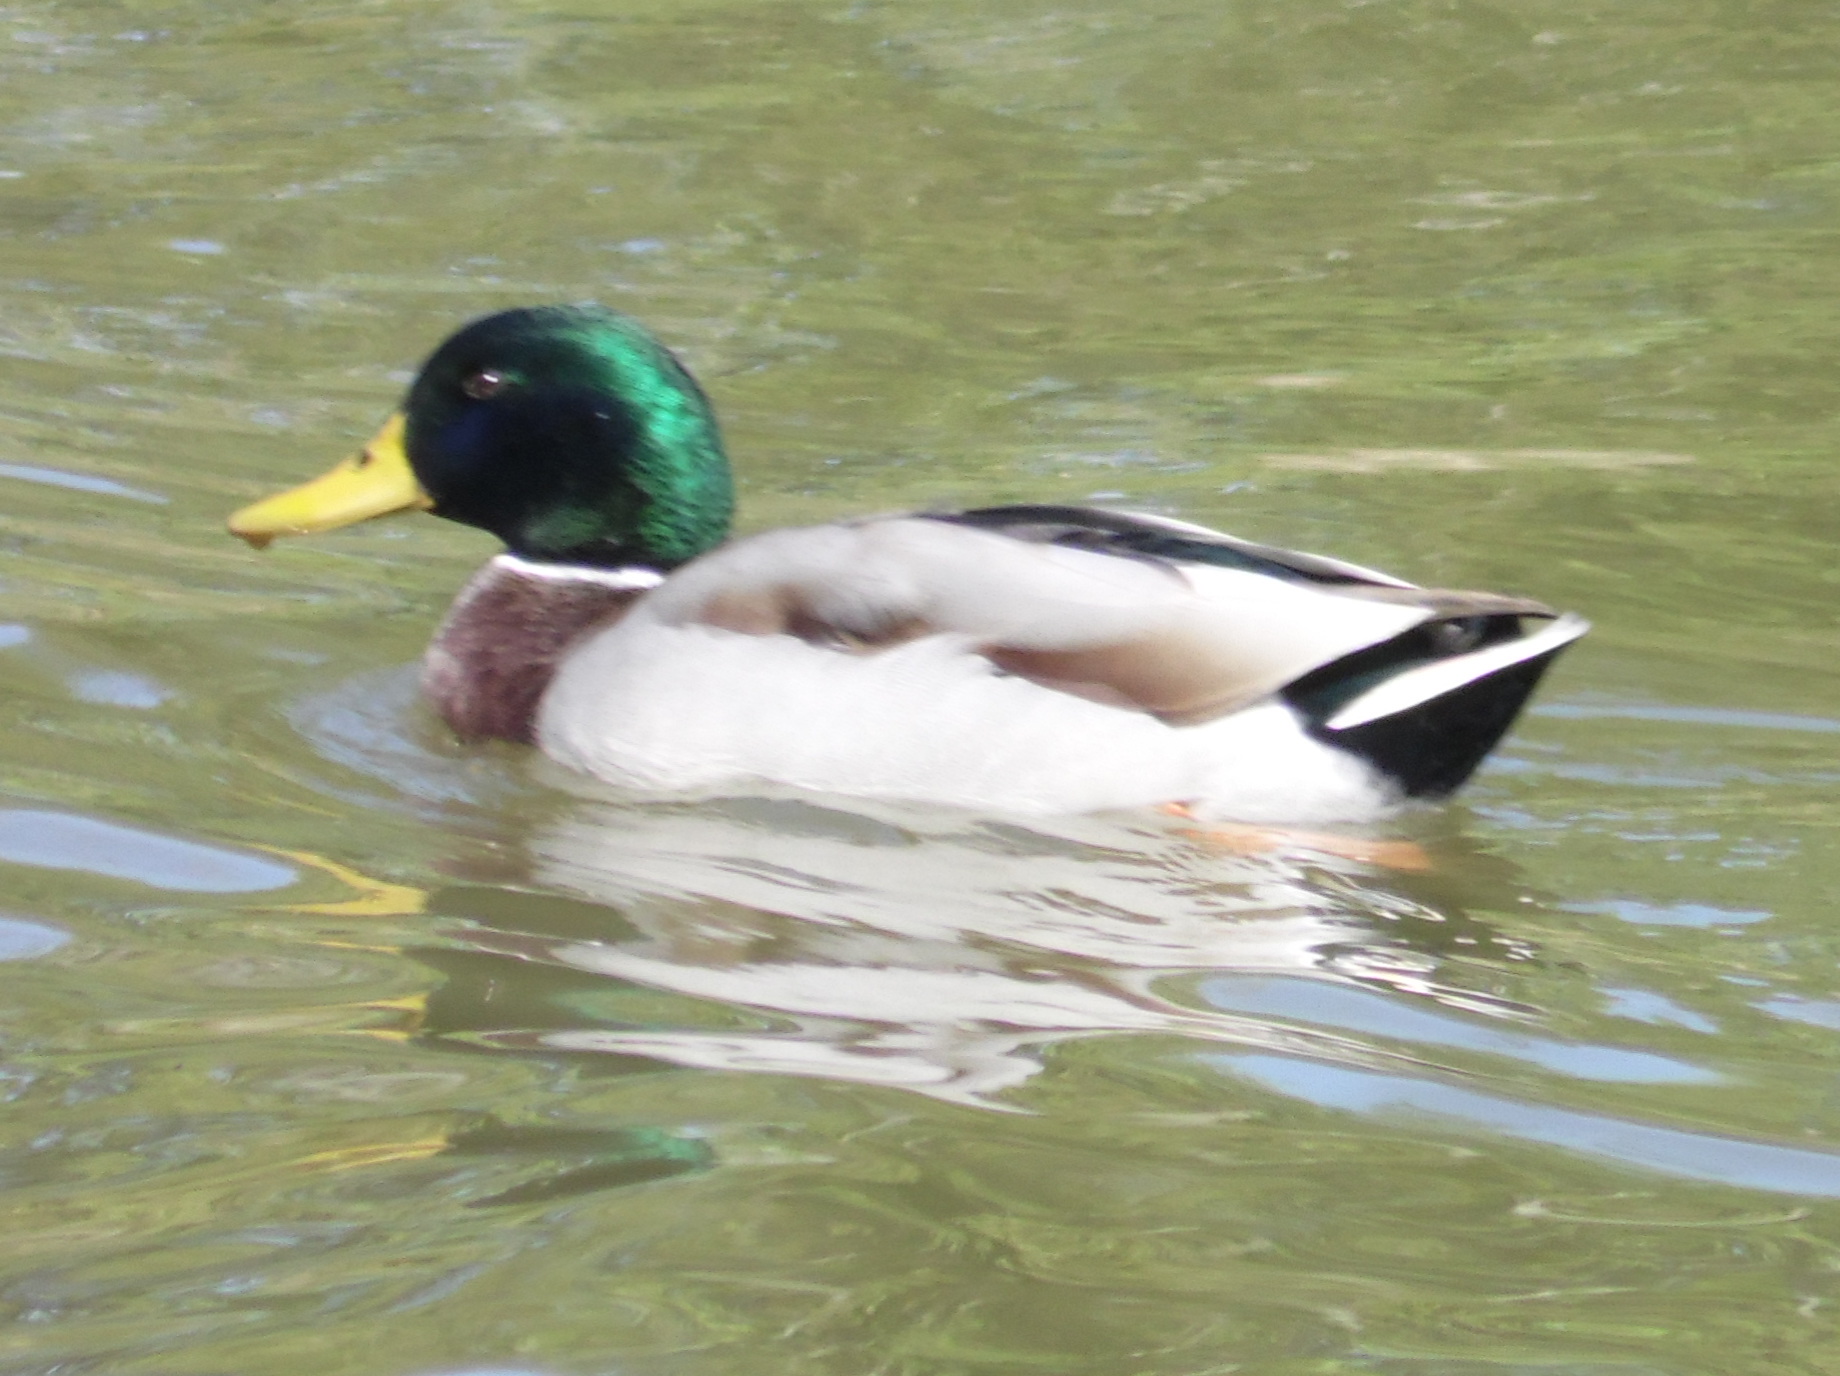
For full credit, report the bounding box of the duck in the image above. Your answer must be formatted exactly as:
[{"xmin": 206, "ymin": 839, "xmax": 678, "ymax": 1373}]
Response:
[{"xmin": 228, "ymin": 304, "xmax": 1586, "ymax": 823}]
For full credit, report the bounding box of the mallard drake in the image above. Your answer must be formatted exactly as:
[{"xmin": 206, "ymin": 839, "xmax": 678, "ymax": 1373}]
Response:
[{"xmin": 228, "ymin": 304, "xmax": 1586, "ymax": 822}]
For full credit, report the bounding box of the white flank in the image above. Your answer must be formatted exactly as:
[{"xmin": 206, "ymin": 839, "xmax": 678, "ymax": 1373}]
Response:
[{"xmin": 537, "ymin": 619, "xmax": 1391, "ymax": 823}]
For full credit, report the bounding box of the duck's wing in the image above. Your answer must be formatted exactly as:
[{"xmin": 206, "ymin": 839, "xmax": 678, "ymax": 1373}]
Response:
[
  {"xmin": 637, "ymin": 510, "xmax": 1578, "ymax": 731},
  {"xmin": 932, "ymin": 503, "xmax": 1420, "ymax": 589}
]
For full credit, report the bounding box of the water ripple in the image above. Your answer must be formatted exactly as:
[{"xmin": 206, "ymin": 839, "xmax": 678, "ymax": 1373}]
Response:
[
  {"xmin": 1214, "ymin": 1054, "xmax": 1840, "ymax": 1198},
  {"xmin": 0, "ymin": 809, "xmax": 295, "ymax": 892}
]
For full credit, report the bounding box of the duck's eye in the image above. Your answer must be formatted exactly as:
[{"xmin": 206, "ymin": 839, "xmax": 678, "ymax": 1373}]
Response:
[{"xmin": 461, "ymin": 369, "xmax": 507, "ymax": 400}]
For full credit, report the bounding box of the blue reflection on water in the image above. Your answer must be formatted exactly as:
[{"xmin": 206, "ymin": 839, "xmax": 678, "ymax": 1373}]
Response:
[
  {"xmin": 1563, "ymin": 899, "xmax": 1770, "ymax": 928},
  {"xmin": 69, "ymin": 670, "xmax": 171, "ymax": 709},
  {"xmin": 1534, "ymin": 701, "xmax": 1840, "ymax": 734},
  {"xmin": 1211, "ymin": 1054, "xmax": 1840, "ymax": 1198},
  {"xmin": 0, "ymin": 461, "xmax": 166, "ymax": 504},
  {"xmin": 1757, "ymin": 999, "xmax": 1840, "ymax": 1031},
  {"xmin": 0, "ymin": 916, "xmax": 68, "ymax": 960},
  {"xmin": 0, "ymin": 809, "xmax": 295, "ymax": 892},
  {"xmin": 1199, "ymin": 977, "xmax": 1716, "ymax": 1084},
  {"xmin": 1602, "ymin": 986, "xmax": 1719, "ymax": 1033}
]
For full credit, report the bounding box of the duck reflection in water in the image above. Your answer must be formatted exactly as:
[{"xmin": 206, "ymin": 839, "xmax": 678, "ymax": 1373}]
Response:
[{"xmin": 400, "ymin": 792, "xmax": 1543, "ymax": 1107}]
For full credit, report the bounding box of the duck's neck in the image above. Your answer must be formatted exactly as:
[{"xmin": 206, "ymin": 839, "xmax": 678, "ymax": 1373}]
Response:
[{"xmin": 421, "ymin": 553, "xmax": 663, "ymax": 744}]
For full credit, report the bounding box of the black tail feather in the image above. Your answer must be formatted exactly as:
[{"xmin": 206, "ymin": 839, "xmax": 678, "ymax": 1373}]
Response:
[{"xmin": 1295, "ymin": 649, "xmax": 1564, "ymax": 799}]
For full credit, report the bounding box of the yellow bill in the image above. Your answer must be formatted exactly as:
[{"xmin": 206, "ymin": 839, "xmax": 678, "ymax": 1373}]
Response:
[{"xmin": 228, "ymin": 413, "xmax": 431, "ymax": 548}]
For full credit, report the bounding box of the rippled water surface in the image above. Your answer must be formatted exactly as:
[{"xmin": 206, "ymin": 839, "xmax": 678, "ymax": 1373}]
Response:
[{"xmin": 2, "ymin": 1, "xmax": 1838, "ymax": 1372}]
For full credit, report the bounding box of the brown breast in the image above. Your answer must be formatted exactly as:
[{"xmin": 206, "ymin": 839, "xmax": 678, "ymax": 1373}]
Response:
[{"xmin": 420, "ymin": 556, "xmax": 660, "ymax": 744}]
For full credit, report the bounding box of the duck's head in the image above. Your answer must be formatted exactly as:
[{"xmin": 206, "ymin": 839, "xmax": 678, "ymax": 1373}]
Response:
[{"xmin": 229, "ymin": 305, "xmax": 733, "ymax": 569}]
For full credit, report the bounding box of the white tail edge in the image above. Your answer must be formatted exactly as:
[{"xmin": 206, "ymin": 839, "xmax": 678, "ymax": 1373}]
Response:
[{"xmin": 1325, "ymin": 613, "xmax": 1591, "ymax": 732}]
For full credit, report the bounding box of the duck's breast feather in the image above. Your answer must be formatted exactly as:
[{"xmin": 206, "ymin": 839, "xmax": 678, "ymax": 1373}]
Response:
[{"xmin": 424, "ymin": 555, "xmax": 661, "ymax": 741}]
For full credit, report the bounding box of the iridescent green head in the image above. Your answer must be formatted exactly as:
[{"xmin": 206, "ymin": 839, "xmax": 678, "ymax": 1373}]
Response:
[
  {"xmin": 228, "ymin": 304, "xmax": 734, "ymax": 570},
  {"xmin": 404, "ymin": 305, "xmax": 731, "ymax": 566}
]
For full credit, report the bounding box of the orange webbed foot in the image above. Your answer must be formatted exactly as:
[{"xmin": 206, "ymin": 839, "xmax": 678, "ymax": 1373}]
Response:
[{"xmin": 1157, "ymin": 802, "xmax": 1433, "ymax": 872}]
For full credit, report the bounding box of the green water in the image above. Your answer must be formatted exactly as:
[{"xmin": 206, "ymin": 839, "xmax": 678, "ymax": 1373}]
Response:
[{"xmin": 1, "ymin": 0, "xmax": 1838, "ymax": 1371}]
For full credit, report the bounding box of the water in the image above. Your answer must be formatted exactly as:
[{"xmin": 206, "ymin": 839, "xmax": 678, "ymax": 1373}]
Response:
[{"xmin": 1, "ymin": 0, "xmax": 1837, "ymax": 1371}]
